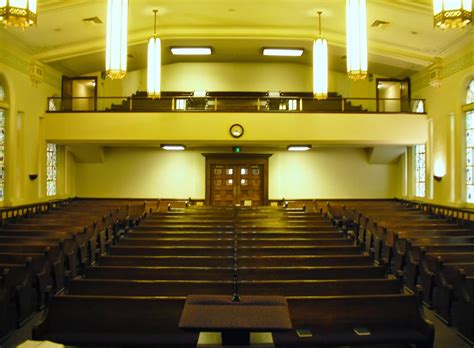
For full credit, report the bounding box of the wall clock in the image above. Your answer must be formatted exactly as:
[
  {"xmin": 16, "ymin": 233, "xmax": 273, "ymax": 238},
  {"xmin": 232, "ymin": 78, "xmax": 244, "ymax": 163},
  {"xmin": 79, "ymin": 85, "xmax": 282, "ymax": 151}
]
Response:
[{"xmin": 230, "ymin": 124, "xmax": 244, "ymax": 138}]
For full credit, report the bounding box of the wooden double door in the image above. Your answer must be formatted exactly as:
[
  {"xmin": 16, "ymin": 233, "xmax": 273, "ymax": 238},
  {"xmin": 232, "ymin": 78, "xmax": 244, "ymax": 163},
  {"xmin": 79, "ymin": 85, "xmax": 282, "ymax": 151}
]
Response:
[{"xmin": 205, "ymin": 154, "xmax": 270, "ymax": 207}]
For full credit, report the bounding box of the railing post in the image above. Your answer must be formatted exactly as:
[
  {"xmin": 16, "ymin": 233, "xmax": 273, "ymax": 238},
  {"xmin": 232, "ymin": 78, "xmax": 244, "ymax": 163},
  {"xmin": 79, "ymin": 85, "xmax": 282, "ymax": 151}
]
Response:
[
  {"xmin": 172, "ymin": 97, "xmax": 175, "ymax": 111},
  {"xmin": 299, "ymin": 98, "xmax": 303, "ymax": 111},
  {"xmin": 257, "ymin": 97, "xmax": 260, "ymax": 111},
  {"xmin": 214, "ymin": 97, "xmax": 218, "ymax": 111},
  {"xmin": 341, "ymin": 98, "xmax": 345, "ymax": 112}
]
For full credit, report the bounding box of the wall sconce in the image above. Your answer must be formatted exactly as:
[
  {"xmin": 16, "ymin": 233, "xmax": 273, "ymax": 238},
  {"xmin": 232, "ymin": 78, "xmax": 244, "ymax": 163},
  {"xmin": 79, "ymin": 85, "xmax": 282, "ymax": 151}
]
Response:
[{"xmin": 433, "ymin": 157, "xmax": 446, "ymax": 182}]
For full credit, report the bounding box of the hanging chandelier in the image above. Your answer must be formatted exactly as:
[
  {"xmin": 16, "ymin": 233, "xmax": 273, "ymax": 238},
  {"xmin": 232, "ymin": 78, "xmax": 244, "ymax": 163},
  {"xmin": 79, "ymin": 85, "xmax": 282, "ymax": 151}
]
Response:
[
  {"xmin": 433, "ymin": 0, "xmax": 472, "ymax": 29},
  {"xmin": 0, "ymin": 0, "xmax": 37, "ymax": 28},
  {"xmin": 313, "ymin": 11, "xmax": 328, "ymax": 100},
  {"xmin": 105, "ymin": 0, "xmax": 128, "ymax": 80},
  {"xmin": 346, "ymin": 0, "xmax": 368, "ymax": 80},
  {"xmin": 147, "ymin": 9, "xmax": 161, "ymax": 98}
]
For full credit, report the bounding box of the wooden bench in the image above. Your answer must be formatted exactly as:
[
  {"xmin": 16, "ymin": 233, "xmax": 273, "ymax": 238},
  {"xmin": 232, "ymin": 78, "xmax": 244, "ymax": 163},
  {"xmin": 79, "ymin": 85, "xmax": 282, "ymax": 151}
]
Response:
[
  {"xmin": 419, "ymin": 250, "xmax": 474, "ymax": 308},
  {"xmin": 238, "ymin": 265, "xmax": 386, "ymax": 281},
  {"xmin": 0, "ymin": 244, "xmax": 65, "ymax": 297},
  {"xmin": 33, "ymin": 295, "xmax": 197, "ymax": 346},
  {"xmin": 85, "ymin": 266, "xmax": 234, "ymax": 281},
  {"xmin": 109, "ymin": 245, "xmax": 234, "ymax": 256},
  {"xmin": 0, "ymin": 261, "xmax": 35, "ymax": 339},
  {"xmin": 237, "ymin": 255, "xmax": 372, "ymax": 267},
  {"xmin": 434, "ymin": 262, "xmax": 474, "ymax": 326},
  {"xmin": 273, "ymin": 294, "xmax": 434, "ymax": 347},
  {"xmin": 98, "ymin": 255, "xmax": 234, "ymax": 267},
  {"xmin": 238, "ymin": 245, "xmax": 362, "ymax": 256},
  {"xmin": 403, "ymin": 242, "xmax": 474, "ymax": 292},
  {"xmin": 68, "ymin": 279, "xmax": 233, "ymax": 296}
]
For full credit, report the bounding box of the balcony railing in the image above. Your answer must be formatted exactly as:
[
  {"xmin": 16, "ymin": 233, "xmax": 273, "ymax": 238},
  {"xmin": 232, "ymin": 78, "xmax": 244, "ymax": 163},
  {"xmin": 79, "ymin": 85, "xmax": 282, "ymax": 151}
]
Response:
[{"xmin": 47, "ymin": 93, "xmax": 426, "ymax": 114}]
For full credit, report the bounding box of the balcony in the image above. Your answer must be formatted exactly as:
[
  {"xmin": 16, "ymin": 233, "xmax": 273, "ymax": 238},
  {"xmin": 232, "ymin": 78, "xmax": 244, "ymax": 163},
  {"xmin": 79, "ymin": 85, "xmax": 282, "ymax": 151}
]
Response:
[{"xmin": 47, "ymin": 91, "xmax": 426, "ymax": 114}]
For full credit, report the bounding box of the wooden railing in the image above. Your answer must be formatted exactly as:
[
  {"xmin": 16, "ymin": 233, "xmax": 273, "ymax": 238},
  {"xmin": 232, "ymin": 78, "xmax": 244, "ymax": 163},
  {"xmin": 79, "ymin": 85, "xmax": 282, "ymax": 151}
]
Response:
[{"xmin": 47, "ymin": 94, "xmax": 426, "ymax": 114}]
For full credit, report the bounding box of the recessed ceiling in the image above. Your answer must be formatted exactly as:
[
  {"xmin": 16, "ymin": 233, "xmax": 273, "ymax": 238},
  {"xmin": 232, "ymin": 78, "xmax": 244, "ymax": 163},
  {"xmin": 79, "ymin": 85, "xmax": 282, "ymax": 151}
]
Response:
[{"xmin": 2, "ymin": 0, "xmax": 472, "ymax": 78}]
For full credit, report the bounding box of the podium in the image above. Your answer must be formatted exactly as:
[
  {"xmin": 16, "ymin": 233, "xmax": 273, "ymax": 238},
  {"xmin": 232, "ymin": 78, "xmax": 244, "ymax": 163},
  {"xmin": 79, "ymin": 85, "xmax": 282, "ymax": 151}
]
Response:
[{"xmin": 179, "ymin": 295, "xmax": 292, "ymax": 345}]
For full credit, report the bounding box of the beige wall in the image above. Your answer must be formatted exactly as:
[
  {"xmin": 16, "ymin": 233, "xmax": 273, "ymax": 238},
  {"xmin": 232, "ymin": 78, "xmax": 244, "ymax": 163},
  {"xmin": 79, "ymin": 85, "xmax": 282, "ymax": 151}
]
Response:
[
  {"xmin": 409, "ymin": 45, "xmax": 473, "ymax": 208},
  {"xmin": 0, "ymin": 31, "xmax": 68, "ymax": 206},
  {"xmin": 96, "ymin": 62, "xmax": 381, "ymax": 98},
  {"xmin": 75, "ymin": 147, "xmax": 401, "ymax": 199}
]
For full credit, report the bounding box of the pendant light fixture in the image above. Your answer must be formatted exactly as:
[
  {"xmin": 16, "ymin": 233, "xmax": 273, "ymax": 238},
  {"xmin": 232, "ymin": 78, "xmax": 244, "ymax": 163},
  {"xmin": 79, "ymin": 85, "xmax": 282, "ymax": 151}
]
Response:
[
  {"xmin": 0, "ymin": 0, "xmax": 37, "ymax": 28},
  {"xmin": 346, "ymin": 0, "xmax": 368, "ymax": 80},
  {"xmin": 313, "ymin": 11, "xmax": 328, "ymax": 100},
  {"xmin": 147, "ymin": 9, "xmax": 161, "ymax": 98},
  {"xmin": 105, "ymin": 0, "xmax": 128, "ymax": 80},
  {"xmin": 433, "ymin": 0, "xmax": 472, "ymax": 29}
]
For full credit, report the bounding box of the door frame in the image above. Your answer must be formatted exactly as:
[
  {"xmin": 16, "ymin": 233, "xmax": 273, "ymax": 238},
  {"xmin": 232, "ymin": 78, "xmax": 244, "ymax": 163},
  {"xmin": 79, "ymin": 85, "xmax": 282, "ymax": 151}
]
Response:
[{"xmin": 203, "ymin": 153, "xmax": 271, "ymax": 206}]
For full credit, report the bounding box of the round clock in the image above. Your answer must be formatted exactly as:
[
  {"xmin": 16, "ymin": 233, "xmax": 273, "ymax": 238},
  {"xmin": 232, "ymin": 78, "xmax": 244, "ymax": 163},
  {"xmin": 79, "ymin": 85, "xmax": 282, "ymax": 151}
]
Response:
[{"xmin": 229, "ymin": 124, "xmax": 244, "ymax": 138}]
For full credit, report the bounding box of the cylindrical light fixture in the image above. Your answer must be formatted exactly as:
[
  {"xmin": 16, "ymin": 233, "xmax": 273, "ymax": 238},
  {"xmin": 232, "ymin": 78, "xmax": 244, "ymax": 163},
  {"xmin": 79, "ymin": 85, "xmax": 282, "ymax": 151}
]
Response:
[
  {"xmin": 0, "ymin": 0, "xmax": 37, "ymax": 28},
  {"xmin": 147, "ymin": 9, "xmax": 161, "ymax": 98},
  {"xmin": 433, "ymin": 0, "xmax": 472, "ymax": 29},
  {"xmin": 346, "ymin": 0, "xmax": 368, "ymax": 80},
  {"xmin": 105, "ymin": 0, "xmax": 128, "ymax": 80},
  {"xmin": 313, "ymin": 11, "xmax": 328, "ymax": 100}
]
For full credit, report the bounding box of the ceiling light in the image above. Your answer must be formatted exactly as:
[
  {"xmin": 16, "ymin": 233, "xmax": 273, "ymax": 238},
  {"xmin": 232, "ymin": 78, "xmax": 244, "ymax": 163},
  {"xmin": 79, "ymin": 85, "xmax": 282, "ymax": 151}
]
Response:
[
  {"xmin": 288, "ymin": 145, "xmax": 312, "ymax": 152},
  {"xmin": 105, "ymin": 0, "xmax": 128, "ymax": 80},
  {"xmin": 433, "ymin": 0, "xmax": 472, "ymax": 29},
  {"xmin": 346, "ymin": 0, "xmax": 368, "ymax": 80},
  {"xmin": 313, "ymin": 11, "xmax": 328, "ymax": 100},
  {"xmin": 171, "ymin": 47, "xmax": 212, "ymax": 55},
  {"xmin": 161, "ymin": 145, "xmax": 186, "ymax": 151},
  {"xmin": 0, "ymin": 0, "xmax": 37, "ymax": 28},
  {"xmin": 147, "ymin": 9, "xmax": 161, "ymax": 99},
  {"xmin": 263, "ymin": 48, "xmax": 304, "ymax": 57}
]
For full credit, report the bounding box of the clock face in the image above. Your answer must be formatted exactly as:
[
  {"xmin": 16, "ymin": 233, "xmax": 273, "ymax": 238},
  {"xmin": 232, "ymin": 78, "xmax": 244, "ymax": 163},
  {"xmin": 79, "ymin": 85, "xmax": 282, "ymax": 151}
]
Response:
[{"xmin": 230, "ymin": 124, "xmax": 244, "ymax": 138}]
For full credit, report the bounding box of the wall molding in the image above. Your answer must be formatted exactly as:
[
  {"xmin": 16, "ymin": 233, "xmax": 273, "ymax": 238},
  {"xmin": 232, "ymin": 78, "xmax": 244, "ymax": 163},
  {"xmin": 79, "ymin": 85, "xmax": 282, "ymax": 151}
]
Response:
[
  {"xmin": 412, "ymin": 51, "xmax": 474, "ymax": 91},
  {"xmin": 0, "ymin": 49, "xmax": 61, "ymax": 89}
]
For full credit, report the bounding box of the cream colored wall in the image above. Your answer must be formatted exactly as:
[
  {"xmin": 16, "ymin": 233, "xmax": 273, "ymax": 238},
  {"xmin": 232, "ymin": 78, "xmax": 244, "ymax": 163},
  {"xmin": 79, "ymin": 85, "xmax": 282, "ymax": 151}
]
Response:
[
  {"xmin": 409, "ymin": 44, "xmax": 473, "ymax": 208},
  {"xmin": 75, "ymin": 148, "xmax": 206, "ymax": 198},
  {"xmin": 75, "ymin": 147, "xmax": 401, "ymax": 199},
  {"xmin": 269, "ymin": 149, "xmax": 400, "ymax": 199},
  {"xmin": 0, "ymin": 31, "xmax": 72, "ymax": 206},
  {"xmin": 96, "ymin": 62, "xmax": 380, "ymax": 98}
]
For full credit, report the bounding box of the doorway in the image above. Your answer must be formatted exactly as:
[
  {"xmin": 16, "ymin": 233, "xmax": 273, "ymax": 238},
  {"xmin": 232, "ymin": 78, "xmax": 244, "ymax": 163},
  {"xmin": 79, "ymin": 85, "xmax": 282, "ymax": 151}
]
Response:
[
  {"xmin": 376, "ymin": 78, "xmax": 410, "ymax": 112},
  {"xmin": 61, "ymin": 76, "xmax": 98, "ymax": 111},
  {"xmin": 204, "ymin": 154, "xmax": 270, "ymax": 206}
]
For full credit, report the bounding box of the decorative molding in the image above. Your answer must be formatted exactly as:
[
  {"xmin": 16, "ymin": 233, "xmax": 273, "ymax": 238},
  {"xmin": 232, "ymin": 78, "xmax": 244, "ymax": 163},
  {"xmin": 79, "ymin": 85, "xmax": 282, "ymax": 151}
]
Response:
[
  {"xmin": 411, "ymin": 51, "xmax": 474, "ymax": 91},
  {"xmin": 0, "ymin": 49, "xmax": 61, "ymax": 89},
  {"xmin": 442, "ymin": 51, "xmax": 474, "ymax": 78}
]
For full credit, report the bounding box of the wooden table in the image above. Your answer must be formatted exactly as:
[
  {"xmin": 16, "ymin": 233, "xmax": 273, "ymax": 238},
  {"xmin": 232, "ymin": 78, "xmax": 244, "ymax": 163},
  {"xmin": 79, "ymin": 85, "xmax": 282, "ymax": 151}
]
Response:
[{"xmin": 179, "ymin": 295, "xmax": 292, "ymax": 345}]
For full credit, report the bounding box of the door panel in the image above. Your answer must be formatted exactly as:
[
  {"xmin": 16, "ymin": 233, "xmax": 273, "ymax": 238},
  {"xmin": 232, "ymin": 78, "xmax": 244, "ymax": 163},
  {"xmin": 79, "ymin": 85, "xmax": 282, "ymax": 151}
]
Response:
[{"xmin": 207, "ymin": 156, "xmax": 268, "ymax": 207}]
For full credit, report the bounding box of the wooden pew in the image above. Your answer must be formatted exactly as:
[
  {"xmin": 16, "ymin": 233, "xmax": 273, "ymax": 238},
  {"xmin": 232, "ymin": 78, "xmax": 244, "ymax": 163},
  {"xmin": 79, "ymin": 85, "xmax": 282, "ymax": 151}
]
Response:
[
  {"xmin": 109, "ymin": 245, "xmax": 234, "ymax": 257},
  {"xmin": 85, "ymin": 266, "xmax": 234, "ymax": 281},
  {"xmin": 454, "ymin": 268, "xmax": 474, "ymax": 345},
  {"xmin": 435, "ymin": 262, "xmax": 474, "ymax": 326},
  {"xmin": 67, "ymin": 278, "xmax": 401, "ymax": 297},
  {"xmin": 418, "ymin": 250, "xmax": 474, "ymax": 308},
  {"xmin": 238, "ymin": 265, "xmax": 386, "ymax": 281},
  {"xmin": 0, "ymin": 261, "xmax": 35, "ymax": 339},
  {"xmin": 0, "ymin": 244, "xmax": 65, "ymax": 299},
  {"xmin": 273, "ymin": 294, "xmax": 434, "ymax": 347},
  {"xmin": 403, "ymin": 241, "xmax": 474, "ymax": 292},
  {"xmin": 68, "ymin": 279, "xmax": 233, "ymax": 296},
  {"xmin": 33, "ymin": 295, "xmax": 198, "ymax": 347},
  {"xmin": 98, "ymin": 255, "xmax": 234, "ymax": 268},
  {"xmin": 377, "ymin": 228, "xmax": 474, "ymax": 267},
  {"xmin": 238, "ymin": 245, "xmax": 362, "ymax": 256},
  {"xmin": 237, "ymin": 255, "xmax": 372, "ymax": 267}
]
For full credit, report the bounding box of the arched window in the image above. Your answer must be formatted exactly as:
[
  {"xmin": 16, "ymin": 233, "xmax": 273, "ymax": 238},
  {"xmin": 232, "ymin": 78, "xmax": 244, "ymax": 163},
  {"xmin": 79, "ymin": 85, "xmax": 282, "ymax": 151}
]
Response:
[
  {"xmin": 415, "ymin": 144, "xmax": 426, "ymax": 197},
  {"xmin": 46, "ymin": 143, "xmax": 57, "ymax": 196},
  {"xmin": 465, "ymin": 80, "xmax": 474, "ymax": 202},
  {"xmin": 0, "ymin": 82, "xmax": 6, "ymax": 201}
]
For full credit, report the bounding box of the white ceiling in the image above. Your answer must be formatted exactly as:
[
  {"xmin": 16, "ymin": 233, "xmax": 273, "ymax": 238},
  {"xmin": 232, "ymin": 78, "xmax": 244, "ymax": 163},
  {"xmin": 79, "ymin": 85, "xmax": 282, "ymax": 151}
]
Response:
[{"xmin": 2, "ymin": 0, "xmax": 473, "ymax": 78}]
